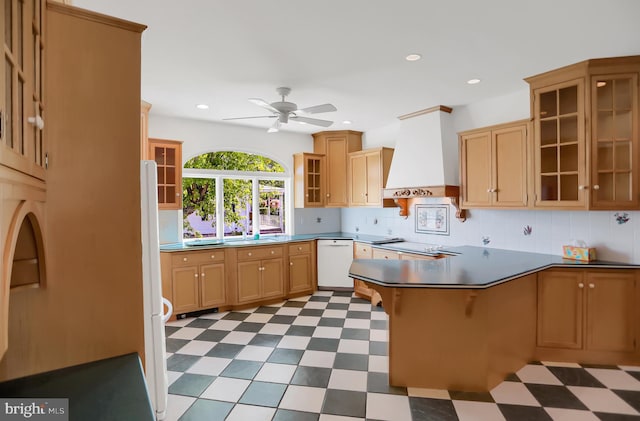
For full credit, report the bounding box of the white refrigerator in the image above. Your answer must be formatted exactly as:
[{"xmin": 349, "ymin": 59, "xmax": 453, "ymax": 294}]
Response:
[{"xmin": 141, "ymin": 160, "xmax": 173, "ymax": 420}]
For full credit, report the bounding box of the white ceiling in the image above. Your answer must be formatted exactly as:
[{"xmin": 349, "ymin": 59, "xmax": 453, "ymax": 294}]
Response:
[{"xmin": 73, "ymin": 0, "xmax": 640, "ymax": 134}]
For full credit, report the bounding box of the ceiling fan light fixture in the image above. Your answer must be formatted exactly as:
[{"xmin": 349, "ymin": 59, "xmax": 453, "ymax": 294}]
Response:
[
  {"xmin": 343, "ymin": 120, "xmax": 352, "ymax": 125},
  {"xmin": 467, "ymin": 78, "xmax": 481, "ymax": 85},
  {"xmin": 196, "ymin": 104, "xmax": 209, "ymax": 109},
  {"xmin": 405, "ymin": 53, "xmax": 422, "ymax": 61}
]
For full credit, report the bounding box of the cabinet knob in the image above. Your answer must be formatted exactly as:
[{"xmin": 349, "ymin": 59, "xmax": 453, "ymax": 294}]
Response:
[
  {"xmin": 290, "ymin": 262, "xmax": 294, "ymax": 266},
  {"xmin": 211, "ymin": 255, "xmax": 215, "ymax": 259},
  {"xmin": 176, "ymin": 193, "xmax": 180, "ymax": 197},
  {"xmin": 194, "ymin": 273, "xmax": 198, "ymax": 278},
  {"xmin": 578, "ymin": 283, "xmax": 584, "ymax": 288},
  {"xmin": 298, "ymin": 246, "xmax": 302, "ymax": 251},
  {"xmin": 589, "ymin": 283, "xmax": 595, "ymax": 289},
  {"xmin": 183, "ymin": 257, "xmax": 188, "ymax": 262},
  {"xmin": 201, "ymin": 273, "xmax": 205, "ymax": 277},
  {"xmin": 593, "ymin": 185, "xmax": 600, "ymax": 190},
  {"xmin": 326, "ymin": 194, "xmax": 330, "ymax": 197},
  {"xmin": 578, "ymin": 185, "xmax": 588, "ymax": 190},
  {"xmin": 271, "ymin": 250, "xmax": 275, "ymax": 254},
  {"xmin": 248, "ymin": 252, "xmax": 252, "ymax": 256},
  {"xmin": 305, "ymin": 194, "xmax": 309, "ymax": 197},
  {"xmin": 487, "ymin": 188, "xmax": 492, "ymax": 193},
  {"xmin": 384, "ymin": 256, "xmax": 388, "ymax": 259}
]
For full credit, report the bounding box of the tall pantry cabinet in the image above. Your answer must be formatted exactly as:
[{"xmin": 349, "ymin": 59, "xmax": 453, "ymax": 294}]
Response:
[{"xmin": 0, "ymin": 3, "xmax": 147, "ymax": 381}]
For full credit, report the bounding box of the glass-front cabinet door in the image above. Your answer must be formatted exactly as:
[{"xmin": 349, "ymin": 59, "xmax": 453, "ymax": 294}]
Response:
[
  {"xmin": 304, "ymin": 154, "xmax": 324, "ymax": 207},
  {"xmin": 591, "ymin": 74, "xmax": 638, "ymax": 209},
  {"xmin": 534, "ymin": 78, "xmax": 587, "ymax": 208}
]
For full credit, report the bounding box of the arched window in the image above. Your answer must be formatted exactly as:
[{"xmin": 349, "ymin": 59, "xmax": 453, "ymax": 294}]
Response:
[{"xmin": 183, "ymin": 151, "xmax": 287, "ymax": 239}]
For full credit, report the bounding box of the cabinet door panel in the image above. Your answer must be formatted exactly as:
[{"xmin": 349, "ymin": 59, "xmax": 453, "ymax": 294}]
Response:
[
  {"xmin": 494, "ymin": 125, "xmax": 528, "ymax": 207},
  {"xmin": 326, "ymin": 137, "xmax": 348, "ymax": 207},
  {"xmin": 354, "ymin": 279, "xmax": 372, "ymax": 299},
  {"xmin": 200, "ymin": 263, "xmax": 226, "ymax": 308},
  {"xmin": 372, "ymin": 248, "xmax": 399, "ymax": 260},
  {"xmin": 237, "ymin": 261, "xmax": 261, "ymax": 304},
  {"xmin": 586, "ymin": 271, "xmax": 636, "ymax": 352},
  {"xmin": 289, "ymin": 254, "xmax": 312, "ymax": 294},
  {"xmin": 461, "ymin": 131, "xmax": 492, "ymax": 206},
  {"xmin": 349, "ymin": 154, "xmax": 367, "ymax": 206},
  {"xmin": 366, "ymin": 152, "xmax": 382, "ymax": 205},
  {"xmin": 172, "ymin": 266, "xmax": 199, "ymax": 313},
  {"xmin": 537, "ymin": 270, "xmax": 583, "ymax": 349},
  {"xmin": 262, "ymin": 258, "xmax": 284, "ymax": 299}
]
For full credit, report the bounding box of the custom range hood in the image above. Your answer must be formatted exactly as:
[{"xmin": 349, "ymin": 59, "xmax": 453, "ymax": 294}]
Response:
[{"xmin": 383, "ymin": 106, "xmax": 466, "ymax": 221}]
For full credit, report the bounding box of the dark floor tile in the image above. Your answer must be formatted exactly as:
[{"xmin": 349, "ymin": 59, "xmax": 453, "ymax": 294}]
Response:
[
  {"xmin": 166, "ymin": 354, "xmax": 200, "ymax": 372},
  {"xmin": 254, "ymin": 306, "xmax": 279, "ymax": 314},
  {"xmin": 333, "ymin": 290, "xmax": 354, "ymax": 297},
  {"xmin": 220, "ymin": 360, "xmax": 262, "ymax": 380},
  {"xmin": 272, "ymin": 408, "xmax": 319, "ymax": 421},
  {"xmin": 269, "ymin": 315, "xmax": 297, "ymax": 324},
  {"xmin": 498, "ymin": 404, "xmax": 552, "ymax": 421},
  {"xmin": 346, "ymin": 311, "xmax": 371, "ymax": 319},
  {"xmin": 194, "ymin": 329, "xmax": 229, "ymax": 342},
  {"xmin": 283, "ymin": 300, "xmax": 306, "ymax": 308},
  {"xmin": 267, "ymin": 348, "xmax": 304, "ymax": 365},
  {"xmin": 168, "ymin": 373, "xmax": 215, "ymax": 397},
  {"xmin": 580, "ymin": 363, "xmax": 621, "ymax": 369},
  {"xmin": 326, "ymin": 303, "xmax": 349, "ymax": 310},
  {"xmin": 334, "ymin": 353, "xmax": 368, "ymax": 371},
  {"xmin": 546, "ymin": 367, "xmax": 605, "ymax": 388},
  {"xmin": 504, "ymin": 372, "xmax": 521, "ymax": 382},
  {"xmin": 205, "ymin": 343, "xmax": 244, "ymax": 359},
  {"xmin": 322, "ymin": 389, "xmax": 366, "ymax": 418},
  {"xmin": 308, "ymin": 295, "xmax": 331, "ymax": 302},
  {"xmin": 235, "ymin": 322, "xmax": 264, "ymax": 332},
  {"xmin": 350, "ymin": 297, "xmax": 370, "ymax": 304},
  {"xmin": 249, "ymin": 333, "xmax": 282, "ymax": 347},
  {"xmin": 409, "ymin": 397, "xmax": 458, "ymax": 421},
  {"xmin": 594, "ymin": 413, "xmax": 640, "ymax": 421},
  {"xmin": 369, "ymin": 341, "xmax": 387, "ymax": 356},
  {"xmin": 628, "ymin": 371, "xmax": 640, "ymax": 382},
  {"xmin": 238, "ymin": 380, "xmax": 287, "ymax": 407},
  {"xmin": 372, "ymin": 303, "xmax": 385, "ymax": 311},
  {"xmin": 318, "ymin": 317, "xmax": 345, "ymax": 327},
  {"xmin": 449, "ymin": 390, "xmax": 494, "ymax": 402},
  {"xmin": 221, "ymin": 311, "xmax": 250, "ymax": 321},
  {"xmin": 370, "ymin": 320, "xmax": 387, "ymax": 330},
  {"xmin": 166, "ymin": 338, "xmax": 190, "ymax": 353},
  {"xmin": 286, "ymin": 325, "xmax": 316, "ymax": 336},
  {"xmin": 290, "ymin": 366, "xmax": 332, "ymax": 388},
  {"xmin": 613, "ymin": 390, "xmax": 640, "ymax": 413},
  {"xmin": 341, "ymin": 328, "xmax": 370, "ymax": 340},
  {"xmin": 299, "ymin": 308, "xmax": 324, "ymax": 317},
  {"xmin": 367, "ymin": 372, "xmax": 406, "ymax": 395},
  {"xmin": 307, "ymin": 338, "xmax": 340, "ymax": 352},
  {"xmin": 525, "ymin": 384, "xmax": 588, "ymax": 410},
  {"xmin": 178, "ymin": 398, "xmax": 233, "ymax": 421},
  {"xmin": 165, "ymin": 326, "xmax": 180, "ymax": 337},
  {"xmin": 185, "ymin": 319, "xmax": 216, "ymax": 329}
]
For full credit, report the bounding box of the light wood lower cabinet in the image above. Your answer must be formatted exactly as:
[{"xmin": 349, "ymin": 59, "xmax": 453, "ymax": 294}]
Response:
[
  {"xmin": 289, "ymin": 242, "xmax": 316, "ymax": 295},
  {"xmin": 537, "ymin": 269, "xmax": 637, "ymax": 358},
  {"xmin": 236, "ymin": 245, "xmax": 285, "ymax": 305},
  {"xmin": 353, "ymin": 242, "xmax": 374, "ymax": 299}
]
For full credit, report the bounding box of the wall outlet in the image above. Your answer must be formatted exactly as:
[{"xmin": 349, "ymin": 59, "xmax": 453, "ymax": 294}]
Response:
[{"xmin": 316, "ymin": 217, "xmax": 322, "ymax": 223}]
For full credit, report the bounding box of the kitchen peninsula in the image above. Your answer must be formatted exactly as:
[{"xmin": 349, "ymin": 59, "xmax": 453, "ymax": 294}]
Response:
[{"xmin": 349, "ymin": 246, "xmax": 640, "ymax": 392}]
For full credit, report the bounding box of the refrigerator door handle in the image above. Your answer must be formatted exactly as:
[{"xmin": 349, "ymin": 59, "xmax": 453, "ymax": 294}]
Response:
[{"xmin": 161, "ymin": 297, "xmax": 173, "ymax": 323}]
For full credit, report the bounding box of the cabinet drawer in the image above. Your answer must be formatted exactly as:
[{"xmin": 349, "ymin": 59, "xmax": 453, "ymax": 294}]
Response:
[
  {"xmin": 289, "ymin": 242, "xmax": 312, "ymax": 255},
  {"xmin": 237, "ymin": 246, "xmax": 284, "ymax": 261},
  {"xmin": 354, "ymin": 242, "xmax": 373, "ymax": 258},
  {"xmin": 171, "ymin": 250, "xmax": 225, "ymax": 267},
  {"xmin": 372, "ymin": 248, "xmax": 400, "ymax": 260}
]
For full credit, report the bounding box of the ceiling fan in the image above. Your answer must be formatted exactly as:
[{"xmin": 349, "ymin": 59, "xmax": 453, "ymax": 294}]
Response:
[{"xmin": 223, "ymin": 87, "xmax": 337, "ymax": 133}]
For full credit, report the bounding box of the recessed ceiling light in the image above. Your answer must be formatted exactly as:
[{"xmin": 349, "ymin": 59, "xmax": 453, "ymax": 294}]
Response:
[
  {"xmin": 405, "ymin": 54, "xmax": 422, "ymax": 62},
  {"xmin": 467, "ymin": 79, "xmax": 481, "ymax": 85},
  {"xmin": 343, "ymin": 120, "xmax": 352, "ymax": 125},
  {"xmin": 196, "ymin": 104, "xmax": 209, "ymax": 110}
]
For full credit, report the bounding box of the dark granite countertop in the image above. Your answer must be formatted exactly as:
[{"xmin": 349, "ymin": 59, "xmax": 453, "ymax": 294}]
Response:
[
  {"xmin": 0, "ymin": 353, "xmax": 154, "ymax": 421},
  {"xmin": 349, "ymin": 245, "xmax": 640, "ymax": 289}
]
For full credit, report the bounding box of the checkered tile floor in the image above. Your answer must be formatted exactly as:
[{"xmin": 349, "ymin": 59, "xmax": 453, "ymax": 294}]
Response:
[{"xmin": 164, "ymin": 291, "xmax": 640, "ymax": 420}]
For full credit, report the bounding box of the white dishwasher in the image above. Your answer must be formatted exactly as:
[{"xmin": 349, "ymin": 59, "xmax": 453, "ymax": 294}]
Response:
[{"xmin": 317, "ymin": 239, "xmax": 354, "ymax": 288}]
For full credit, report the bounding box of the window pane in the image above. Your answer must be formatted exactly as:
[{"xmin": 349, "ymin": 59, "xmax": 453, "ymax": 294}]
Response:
[
  {"xmin": 184, "ymin": 151, "xmax": 284, "ymax": 173},
  {"xmin": 183, "ymin": 178, "xmax": 216, "ymax": 238},
  {"xmin": 260, "ymin": 180, "xmax": 285, "ymax": 234},
  {"xmin": 223, "ymin": 179, "xmax": 252, "ymax": 237}
]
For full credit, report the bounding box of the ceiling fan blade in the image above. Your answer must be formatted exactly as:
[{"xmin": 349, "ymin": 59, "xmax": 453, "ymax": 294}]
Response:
[
  {"xmin": 298, "ymin": 103, "xmax": 337, "ymax": 114},
  {"xmin": 267, "ymin": 119, "xmax": 281, "ymax": 133},
  {"xmin": 222, "ymin": 115, "xmax": 277, "ymax": 121},
  {"xmin": 290, "ymin": 115, "xmax": 333, "ymax": 127},
  {"xmin": 248, "ymin": 98, "xmax": 280, "ymax": 114}
]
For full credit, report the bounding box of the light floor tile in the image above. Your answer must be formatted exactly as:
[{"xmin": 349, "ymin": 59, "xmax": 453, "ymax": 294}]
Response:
[
  {"xmin": 210, "ymin": 320, "xmax": 241, "ymax": 331},
  {"xmin": 164, "ymin": 393, "xmax": 195, "ymax": 421},
  {"xmin": 166, "ymin": 318, "xmax": 197, "ymax": 327},
  {"xmin": 407, "ymin": 387, "xmax": 450, "ymax": 399},
  {"xmin": 299, "ymin": 350, "xmax": 336, "ymax": 368},
  {"xmin": 368, "ymin": 355, "xmax": 388, "ymax": 373},
  {"xmin": 276, "ymin": 307, "xmax": 303, "ymax": 316},
  {"xmin": 516, "ymin": 364, "xmax": 563, "ymax": 385},
  {"xmin": 185, "ymin": 356, "xmax": 232, "ymax": 376},
  {"xmin": 344, "ymin": 319, "xmax": 370, "ymax": 329},
  {"xmin": 276, "ymin": 336, "xmax": 311, "ymax": 350},
  {"xmin": 329, "ymin": 296, "xmax": 352, "ymax": 304},
  {"xmin": 620, "ymin": 365, "xmax": 640, "ymax": 372},
  {"xmin": 567, "ymin": 386, "xmax": 639, "ymax": 415},
  {"xmin": 319, "ymin": 415, "xmax": 364, "ymax": 421},
  {"xmin": 259, "ymin": 323, "xmax": 290, "ymax": 335},
  {"xmin": 304, "ymin": 301, "xmax": 328, "ymax": 310},
  {"xmin": 165, "ymin": 352, "xmax": 173, "ymax": 359},
  {"xmin": 254, "ymin": 362, "xmax": 296, "ymax": 384},
  {"xmin": 369, "ymin": 329, "xmax": 387, "ymax": 342},
  {"xmin": 168, "ymin": 327, "xmax": 204, "ymax": 340},
  {"xmin": 289, "ymin": 295, "xmax": 311, "ymax": 302},
  {"xmin": 235, "ymin": 345, "xmax": 274, "ymax": 362},
  {"xmin": 452, "ymin": 400, "xmax": 506, "ymax": 421},
  {"xmin": 541, "ymin": 361, "xmax": 582, "ymax": 368},
  {"xmin": 314, "ymin": 291, "xmax": 333, "ymax": 296},
  {"xmin": 348, "ymin": 303, "xmax": 373, "ymax": 312},
  {"xmin": 586, "ymin": 368, "xmax": 640, "ymax": 391},
  {"xmin": 328, "ymin": 369, "xmax": 368, "ymax": 392},
  {"xmin": 243, "ymin": 313, "xmax": 275, "ymax": 323},
  {"xmin": 544, "ymin": 407, "xmax": 601, "ymax": 421},
  {"xmin": 225, "ymin": 403, "xmax": 276, "ymax": 421},
  {"xmin": 312, "ymin": 326, "xmax": 343, "ymax": 339},
  {"xmin": 490, "ymin": 381, "xmax": 540, "ymax": 406},
  {"xmin": 293, "ymin": 316, "xmax": 321, "ymax": 326},
  {"xmin": 200, "ymin": 377, "xmax": 251, "ymax": 402},
  {"xmin": 199, "ymin": 312, "xmax": 228, "ymax": 320},
  {"xmin": 279, "ymin": 385, "xmax": 326, "ymax": 413},
  {"xmin": 237, "ymin": 306, "xmax": 259, "ymax": 313},
  {"xmin": 175, "ymin": 340, "xmax": 215, "ymax": 356},
  {"xmin": 371, "ymin": 311, "xmax": 388, "ymax": 321},
  {"xmin": 338, "ymin": 339, "xmax": 369, "ymax": 355},
  {"xmin": 323, "ymin": 309, "xmax": 348, "ymax": 319},
  {"xmin": 219, "ymin": 331, "xmax": 256, "ymax": 345},
  {"xmin": 167, "ymin": 370, "xmax": 183, "ymax": 387},
  {"xmin": 366, "ymin": 392, "xmax": 412, "ymax": 421}
]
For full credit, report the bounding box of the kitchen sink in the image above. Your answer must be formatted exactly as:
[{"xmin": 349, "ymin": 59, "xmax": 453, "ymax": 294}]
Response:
[{"xmin": 185, "ymin": 238, "xmax": 280, "ymax": 247}]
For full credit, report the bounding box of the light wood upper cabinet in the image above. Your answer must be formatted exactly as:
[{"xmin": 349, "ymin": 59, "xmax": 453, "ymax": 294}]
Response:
[
  {"xmin": 293, "ymin": 152, "xmax": 325, "ymax": 208},
  {"xmin": 313, "ymin": 130, "xmax": 362, "ymax": 207},
  {"xmin": 149, "ymin": 138, "xmax": 182, "ymax": 210},
  {"xmin": 460, "ymin": 120, "xmax": 528, "ymax": 208},
  {"xmin": 348, "ymin": 147, "xmax": 395, "ymax": 207}
]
